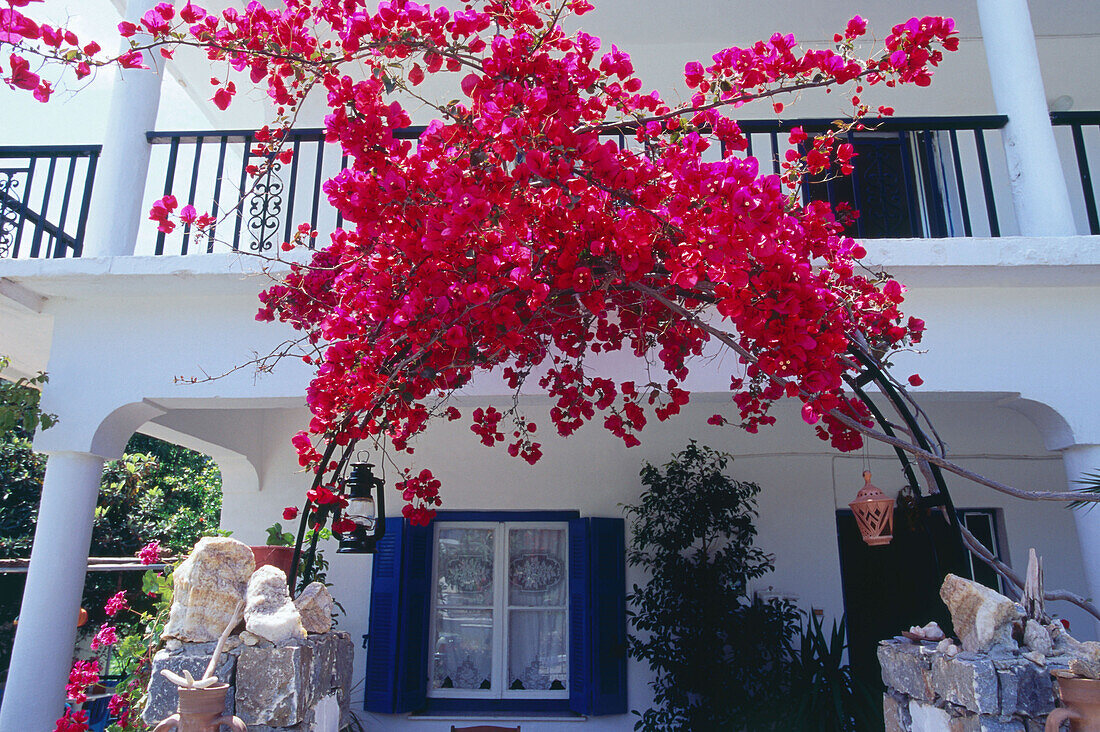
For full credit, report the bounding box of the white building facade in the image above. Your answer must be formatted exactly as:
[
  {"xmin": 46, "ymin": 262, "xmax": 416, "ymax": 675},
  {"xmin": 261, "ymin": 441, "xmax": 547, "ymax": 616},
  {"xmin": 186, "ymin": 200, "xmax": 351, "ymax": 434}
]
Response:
[{"xmin": 1, "ymin": 0, "xmax": 1100, "ymax": 729}]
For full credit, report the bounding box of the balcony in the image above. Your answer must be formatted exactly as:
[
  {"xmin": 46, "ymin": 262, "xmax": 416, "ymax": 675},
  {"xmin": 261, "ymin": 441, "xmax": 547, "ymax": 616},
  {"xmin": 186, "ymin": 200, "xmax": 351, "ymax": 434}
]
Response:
[{"xmin": 1, "ymin": 113, "xmax": 1097, "ymax": 260}]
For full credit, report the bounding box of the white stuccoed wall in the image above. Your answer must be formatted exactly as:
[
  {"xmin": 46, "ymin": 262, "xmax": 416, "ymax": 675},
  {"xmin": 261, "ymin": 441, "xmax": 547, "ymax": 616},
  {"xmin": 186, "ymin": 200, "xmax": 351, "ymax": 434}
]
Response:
[
  {"xmin": 1, "ymin": 238, "xmax": 1099, "ymax": 729},
  {"xmin": 214, "ymin": 396, "xmax": 1089, "ymax": 730}
]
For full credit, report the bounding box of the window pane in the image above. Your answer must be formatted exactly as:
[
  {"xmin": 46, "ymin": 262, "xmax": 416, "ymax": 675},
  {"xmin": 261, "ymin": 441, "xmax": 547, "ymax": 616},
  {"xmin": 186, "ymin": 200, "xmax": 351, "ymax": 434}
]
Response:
[
  {"xmin": 508, "ymin": 528, "xmax": 567, "ymax": 607},
  {"xmin": 436, "ymin": 527, "xmax": 494, "ymax": 607},
  {"xmin": 432, "ymin": 609, "xmax": 494, "ymax": 690},
  {"xmin": 508, "ymin": 610, "xmax": 568, "ymax": 691}
]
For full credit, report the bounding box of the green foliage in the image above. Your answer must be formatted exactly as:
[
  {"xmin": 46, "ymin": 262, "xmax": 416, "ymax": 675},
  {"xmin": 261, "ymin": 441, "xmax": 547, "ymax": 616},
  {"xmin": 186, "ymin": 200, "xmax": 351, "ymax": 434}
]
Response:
[
  {"xmin": 625, "ymin": 441, "xmax": 800, "ymax": 732},
  {"xmin": 787, "ymin": 615, "xmax": 882, "ymax": 732},
  {"xmin": 105, "ymin": 561, "xmax": 179, "ymax": 731},
  {"xmin": 0, "ymin": 356, "xmax": 56, "ymax": 436},
  {"xmin": 266, "ymin": 521, "xmax": 296, "ymax": 546},
  {"xmin": 1069, "ymin": 470, "xmax": 1100, "ymax": 511}
]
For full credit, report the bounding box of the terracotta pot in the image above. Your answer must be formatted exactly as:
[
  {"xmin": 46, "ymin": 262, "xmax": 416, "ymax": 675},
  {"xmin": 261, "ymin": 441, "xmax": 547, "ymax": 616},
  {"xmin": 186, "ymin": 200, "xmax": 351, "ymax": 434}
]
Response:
[
  {"xmin": 152, "ymin": 683, "xmax": 246, "ymax": 732},
  {"xmin": 250, "ymin": 545, "xmax": 295, "ymax": 575},
  {"xmin": 1047, "ymin": 676, "xmax": 1100, "ymax": 731}
]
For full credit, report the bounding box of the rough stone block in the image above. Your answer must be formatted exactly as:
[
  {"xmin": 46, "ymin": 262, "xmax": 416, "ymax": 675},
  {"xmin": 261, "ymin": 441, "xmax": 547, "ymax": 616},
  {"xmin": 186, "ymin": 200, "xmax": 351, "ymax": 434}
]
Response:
[
  {"xmin": 882, "ymin": 643, "xmax": 936, "ymax": 702},
  {"xmin": 333, "ymin": 631, "xmax": 354, "ymax": 724},
  {"xmin": 885, "ymin": 691, "xmax": 912, "ymax": 732},
  {"xmin": 933, "ymin": 654, "xmax": 1000, "ymax": 714},
  {"xmin": 1013, "ymin": 662, "xmax": 1054, "ymax": 717},
  {"xmin": 910, "ymin": 700, "xmax": 952, "ymax": 732},
  {"xmin": 308, "ymin": 632, "xmax": 335, "ymax": 705},
  {"xmin": 143, "ymin": 649, "xmax": 236, "ymax": 725},
  {"xmin": 236, "ymin": 642, "xmax": 314, "ymax": 727}
]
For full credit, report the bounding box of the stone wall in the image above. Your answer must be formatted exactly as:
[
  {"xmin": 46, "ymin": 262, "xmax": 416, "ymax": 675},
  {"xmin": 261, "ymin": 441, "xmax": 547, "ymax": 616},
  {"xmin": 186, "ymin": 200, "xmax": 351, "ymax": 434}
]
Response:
[
  {"xmin": 144, "ymin": 631, "xmax": 354, "ymax": 731},
  {"xmin": 879, "ymin": 640, "xmax": 1060, "ymax": 732}
]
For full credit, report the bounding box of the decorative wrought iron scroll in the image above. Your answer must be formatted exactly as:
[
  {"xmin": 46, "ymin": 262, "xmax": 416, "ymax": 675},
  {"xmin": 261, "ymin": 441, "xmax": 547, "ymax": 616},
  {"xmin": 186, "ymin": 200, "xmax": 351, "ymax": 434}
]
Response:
[
  {"xmin": 247, "ymin": 158, "xmax": 283, "ymax": 252},
  {"xmin": 0, "ymin": 169, "xmax": 25, "ymax": 258}
]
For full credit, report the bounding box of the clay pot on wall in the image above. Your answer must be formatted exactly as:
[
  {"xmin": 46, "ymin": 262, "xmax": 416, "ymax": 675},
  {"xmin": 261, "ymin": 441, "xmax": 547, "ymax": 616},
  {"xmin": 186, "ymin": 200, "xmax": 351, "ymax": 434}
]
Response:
[
  {"xmin": 1047, "ymin": 676, "xmax": 1100, "ymax": 731},
  {"xmin": 153, "ymin": 683, "xmax": 246, "ymax": 732},
  {"xmin": 250, "ymin": 545, "xmax": 295, "ymax": 575}
]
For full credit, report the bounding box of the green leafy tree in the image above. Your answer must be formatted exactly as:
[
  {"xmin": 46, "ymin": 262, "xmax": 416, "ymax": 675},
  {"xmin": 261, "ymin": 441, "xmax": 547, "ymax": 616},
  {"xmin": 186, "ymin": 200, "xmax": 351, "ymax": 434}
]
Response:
[{"xmin": 625, "ymin": 441, "xmax": 800, "ymax": 731}]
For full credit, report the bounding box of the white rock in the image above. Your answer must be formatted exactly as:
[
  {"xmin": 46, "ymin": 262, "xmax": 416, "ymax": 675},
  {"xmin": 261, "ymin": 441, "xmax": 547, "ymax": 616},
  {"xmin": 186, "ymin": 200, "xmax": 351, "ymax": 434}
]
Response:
[
  {"xmin": 939, "ymin": 573, "xmax": 1020, "ymax": 653},
  {"xmin": 244, "ymin": 565, "xmax": 306, "ymax": 643},
  {"xmin": 921, "ymin": 621, "xmax": 945, "ymax": 642},
  {"xmin": 1024, "ymin": 618, "xmax": 1053, "ymax": 655},
  {"xmin": 164, "ymin": 537, "xmax": 255, "ymax": 642},
  {"xmin": 294, "ymin": 582, "xmax": 335, "ymax": 634},
  {"xmin": 239, "ymin": 630, "xmax": 260, "ymax": 646}
]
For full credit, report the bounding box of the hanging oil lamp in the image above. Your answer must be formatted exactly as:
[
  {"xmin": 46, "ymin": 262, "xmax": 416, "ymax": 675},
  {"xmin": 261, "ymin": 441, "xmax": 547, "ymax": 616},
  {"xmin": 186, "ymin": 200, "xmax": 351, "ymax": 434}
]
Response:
[{"xmin": 336, "ymin": 461, "xmax": 387, "ymax": 553}]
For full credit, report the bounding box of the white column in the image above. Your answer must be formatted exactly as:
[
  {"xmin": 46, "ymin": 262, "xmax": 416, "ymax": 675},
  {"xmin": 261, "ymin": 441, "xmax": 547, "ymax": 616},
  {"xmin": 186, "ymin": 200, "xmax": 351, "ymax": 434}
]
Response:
[
  {"xmin": 1062, "ymin": 444, "xmax": 1100, "ymax": 635},
  {"xmin": 976, "ymin": 0, "xmax": 1076, "ymax": 236},
  {"xmin": 82, "ymin": 0, "xmax": 164, "ymax": 257},
  {"xmin": 0, "ymin": 451, "xmax": 104, "ymax": 732}
]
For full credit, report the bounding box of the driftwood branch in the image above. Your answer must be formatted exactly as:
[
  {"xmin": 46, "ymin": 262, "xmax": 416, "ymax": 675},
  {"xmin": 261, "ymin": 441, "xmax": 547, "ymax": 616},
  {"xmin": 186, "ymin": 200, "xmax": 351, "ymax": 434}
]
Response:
[{"xmin": 958, "ymin": 524, "xmax": 1100, "ymax": 622}]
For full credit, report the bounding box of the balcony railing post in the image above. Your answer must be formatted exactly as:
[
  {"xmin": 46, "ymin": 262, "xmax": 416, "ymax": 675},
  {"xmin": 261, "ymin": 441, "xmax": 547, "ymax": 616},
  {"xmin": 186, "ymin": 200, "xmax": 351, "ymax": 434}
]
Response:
[
  {"xmin": 81, "ymin": 0, "xmax": 164, "ymax": 257},
  {"xmin": 976, "ymin": 0, "xmax": 1076, "ymax": 236}
]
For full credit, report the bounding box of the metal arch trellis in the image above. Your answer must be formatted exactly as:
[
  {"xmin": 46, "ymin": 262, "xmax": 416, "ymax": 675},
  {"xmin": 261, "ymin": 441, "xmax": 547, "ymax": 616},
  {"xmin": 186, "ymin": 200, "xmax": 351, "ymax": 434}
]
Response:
[{"xmin": 844, "ymin": 346, "xmax": 969, "ymax": 579}]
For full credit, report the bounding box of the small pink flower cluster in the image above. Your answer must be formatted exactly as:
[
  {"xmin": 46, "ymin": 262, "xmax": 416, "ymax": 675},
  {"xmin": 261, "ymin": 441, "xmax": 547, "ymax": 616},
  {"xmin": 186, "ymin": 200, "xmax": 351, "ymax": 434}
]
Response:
[{"xmin": 138, "ymin": 540, "xmax": 162, "ymax": 565}]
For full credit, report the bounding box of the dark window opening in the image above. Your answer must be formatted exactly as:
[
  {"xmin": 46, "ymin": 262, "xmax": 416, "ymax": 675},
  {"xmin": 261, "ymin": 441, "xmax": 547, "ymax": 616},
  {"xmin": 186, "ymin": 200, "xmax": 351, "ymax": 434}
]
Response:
[{"xmin": 805, "ymin": 131, "xmax": 951, "ymax": 239}]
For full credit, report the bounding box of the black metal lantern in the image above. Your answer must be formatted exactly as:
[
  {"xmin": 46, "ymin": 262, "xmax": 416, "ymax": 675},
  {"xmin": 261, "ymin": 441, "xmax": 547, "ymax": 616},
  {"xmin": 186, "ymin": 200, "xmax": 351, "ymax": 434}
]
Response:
[{"xmin": 337, "ymin": 461, "xmax": 387, "ymax": 553}]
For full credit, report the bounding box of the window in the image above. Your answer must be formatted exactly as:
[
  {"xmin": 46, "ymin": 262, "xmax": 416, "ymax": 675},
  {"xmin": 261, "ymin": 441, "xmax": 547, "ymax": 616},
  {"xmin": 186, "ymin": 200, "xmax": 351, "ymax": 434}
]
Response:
[
  {"xmin": 429, "ymin": 522, "xmax": 570, "ymax": 699},
  {"xmin": 364, "ymin": 512, "xmax": 626, "ymax": 716}
]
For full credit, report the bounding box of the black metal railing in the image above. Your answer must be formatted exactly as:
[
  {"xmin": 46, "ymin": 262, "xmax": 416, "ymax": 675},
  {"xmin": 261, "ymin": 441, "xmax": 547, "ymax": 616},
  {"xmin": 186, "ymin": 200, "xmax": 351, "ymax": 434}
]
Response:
[
  {"xmin": 0, "ymin": 115, "xmax": 1060, "ymax": 259},
  {"xmin": 1052, "ymin": 111, "xmax": 1100, "ymax": 235},
  {"xmin": 733, "ymin": 116, "xmax": 1009, "ymax": 239},
  {"xmin": 146, "ymin": 116, "xmax": 1011, "ymax": 255},
  {"xmin": 146, "ymin": 128, "xmax": 423, "ymax": 256},
  {"xmin": 0, "ymin": 145, "xmax": 99, "ymax": 259}
]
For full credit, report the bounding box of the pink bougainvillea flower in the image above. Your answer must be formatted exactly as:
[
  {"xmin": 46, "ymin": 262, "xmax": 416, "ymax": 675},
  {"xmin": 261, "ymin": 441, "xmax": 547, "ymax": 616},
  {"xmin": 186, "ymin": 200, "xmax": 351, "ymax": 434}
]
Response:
[
  {"xmin": 117, "ymin": 50, "xmax": 146, "ymax": 69},
  {"xmin": 331, "ymin": 518, "xmax": 357, "ymax": 534}
]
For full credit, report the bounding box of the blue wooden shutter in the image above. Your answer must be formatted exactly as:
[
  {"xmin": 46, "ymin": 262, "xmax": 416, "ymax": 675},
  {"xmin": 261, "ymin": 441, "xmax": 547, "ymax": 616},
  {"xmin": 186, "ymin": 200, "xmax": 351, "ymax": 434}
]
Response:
[
  {"xmin": 365, "ymin": 517, "xmax": 405, "ymax": 713},
  {"xmin": 396, "ymin": 521, "xmax": 432, "ymax": 711},
  {"xmin": 568, "ymin": 518, "xmax": 592, "ymax": 714},
  {"xmin": 365, "ymin": 517, "xmax": 432, "ymax": 713},
  {"xmin": 568, "ymin": 517, "xmax": 627, "ymax": 716}
]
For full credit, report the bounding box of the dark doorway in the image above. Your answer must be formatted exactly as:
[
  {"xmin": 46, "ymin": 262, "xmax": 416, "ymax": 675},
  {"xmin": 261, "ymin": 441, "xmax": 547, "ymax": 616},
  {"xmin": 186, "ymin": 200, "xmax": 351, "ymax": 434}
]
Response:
[
  {"xmin": 835, "ymin": 507, "xmax": 1004, "ymax": 694},
  {"xmin": 804, "ymin": 131, "xmax": 950, "ymax": 239}
]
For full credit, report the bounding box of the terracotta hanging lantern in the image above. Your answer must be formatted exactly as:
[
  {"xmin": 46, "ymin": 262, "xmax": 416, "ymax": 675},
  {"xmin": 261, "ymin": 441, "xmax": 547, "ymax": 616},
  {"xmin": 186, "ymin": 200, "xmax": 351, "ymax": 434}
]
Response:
[{"xmin": 849, "ymin": 470, "xmax": 895, "ymax": 546}]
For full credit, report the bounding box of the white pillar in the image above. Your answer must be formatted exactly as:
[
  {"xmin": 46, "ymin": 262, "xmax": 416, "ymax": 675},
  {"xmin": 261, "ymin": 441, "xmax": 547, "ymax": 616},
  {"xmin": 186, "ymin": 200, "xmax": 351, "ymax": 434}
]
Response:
[
  {"xmin": 976, "ymin": 0, "xmax": 1076, "ymax": 236},
  {"xmin": 82, "ymin": 0, "xmax": 164, "ymax": 257},
  {"xmin": 1061, "ymin": 444, "xmax": 1100, "ymax": 636},
  {"xmin": 0, "ymin": 451, "xmax": 104, "ymax": 732}
]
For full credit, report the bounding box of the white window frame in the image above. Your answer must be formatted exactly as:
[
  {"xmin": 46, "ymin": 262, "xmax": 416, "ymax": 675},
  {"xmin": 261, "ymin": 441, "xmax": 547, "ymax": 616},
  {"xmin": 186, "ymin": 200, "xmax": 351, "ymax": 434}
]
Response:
[{"xmin": 427, "ymin": 520, "xmax": 570, "ymax": 701}]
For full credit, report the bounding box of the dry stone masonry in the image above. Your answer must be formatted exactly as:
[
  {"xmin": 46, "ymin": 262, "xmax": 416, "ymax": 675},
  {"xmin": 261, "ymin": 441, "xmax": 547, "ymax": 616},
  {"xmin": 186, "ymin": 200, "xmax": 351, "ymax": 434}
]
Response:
[
  {"xmin": 145, "ymin": 538, "xmax": 353, "ymax": 731},
  {"xmin": 880, "ymin": 573, "xmax": 1100, "ymax": 731}
]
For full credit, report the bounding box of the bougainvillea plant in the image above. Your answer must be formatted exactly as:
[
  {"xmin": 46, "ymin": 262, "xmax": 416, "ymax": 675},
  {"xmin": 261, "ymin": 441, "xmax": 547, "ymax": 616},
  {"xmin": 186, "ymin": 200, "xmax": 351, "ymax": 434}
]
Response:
[
  {"xmin": 7, "ymin": 0, "xmax": 1098, "ymax": 616},
  {"xmin": 1, "ymin": 0, "xmax": 957, "ymax": 520}
]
